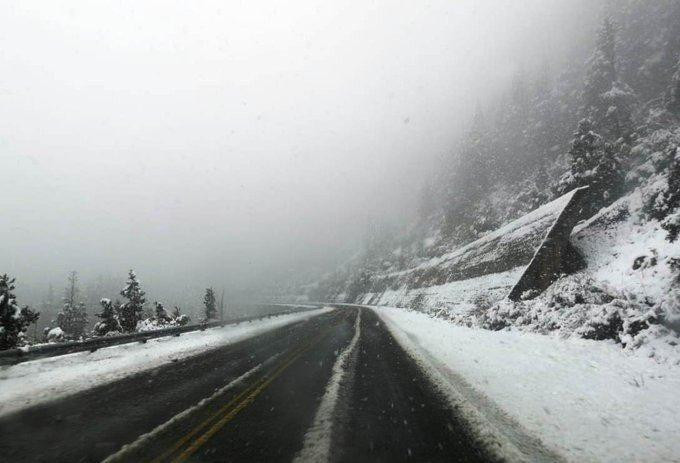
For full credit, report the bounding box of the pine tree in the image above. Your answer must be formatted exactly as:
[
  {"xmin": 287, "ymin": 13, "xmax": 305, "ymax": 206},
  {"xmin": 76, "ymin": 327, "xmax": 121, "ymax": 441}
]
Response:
[
  {"xmin": 75, "ymin": 302, "xmax": 88, "ymax": 336},
  {"xmin": 203, "ymin": 288, "xmax": 217, "ymax": 322},
  {"xmin": 583, "ymin": 18, "xmax": 617, "ymax": 120},
  {"xmin": 0, "ymin": 274, "xmax": 40, "ymax": 350},
  {"xmin": 583, "ymin": 18, "xmax": 637, "ymax": 141},
  {"xmin": 601, "ymin": 80, "xmax": 637, "ymax": 141},
  {"xmin": 55, "ymin": 271, "xmax": 88, "ymax": 338},
  {"xmin": 94, "ymin": 298, "xmax": 121, "ymax": 336},
  {"xmin": 118, "ymin": 270, "xmax": 146, "ymax": 332},
  {"xmin": 64, "ymin": 271, "xmax": 80, "ymax": 307},
  {"xmin": 558, "ymin": 118, "xmax": 623, "ymax": 213},
  {"xmin": 657, "ymin": 148, "xmax": 680, "ymax": 242},
  {"xmin": 55, "ymin": 301, "xmax": 88, "ymax": 339}
]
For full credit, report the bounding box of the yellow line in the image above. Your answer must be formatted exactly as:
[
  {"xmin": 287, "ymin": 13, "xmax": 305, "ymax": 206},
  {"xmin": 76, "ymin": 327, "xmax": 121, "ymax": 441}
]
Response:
[
  {"xmin": 172, "ymin": 344, "xmax": 314, "ymax": 463},
  {"xmin": 154, "ymin": 311, "xmax": 347, "ymax": 463},
  {"xmin": 151, "ymin": 338, "xmax": 313, "ymax": 463}
]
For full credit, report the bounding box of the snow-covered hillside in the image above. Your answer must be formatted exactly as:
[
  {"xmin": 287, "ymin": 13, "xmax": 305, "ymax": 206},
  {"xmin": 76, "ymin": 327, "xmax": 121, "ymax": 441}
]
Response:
[
  {"xmin": 300, "ymin": 2, "xmax": 680, "ymax": 363},
  {"xmin": 345, "ymin": 135, "xmax": 680, "ymax": 362}
]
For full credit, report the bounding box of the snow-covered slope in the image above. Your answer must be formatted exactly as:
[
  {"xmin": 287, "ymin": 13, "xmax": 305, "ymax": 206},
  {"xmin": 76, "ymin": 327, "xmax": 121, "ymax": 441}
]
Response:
[
  {"xmin": 358, "ymin": 188, "xmax": 583, "ymax": 311},
  {"xmin": 350, "ymin": 154, "xmax": 680, "ymax": 364}
]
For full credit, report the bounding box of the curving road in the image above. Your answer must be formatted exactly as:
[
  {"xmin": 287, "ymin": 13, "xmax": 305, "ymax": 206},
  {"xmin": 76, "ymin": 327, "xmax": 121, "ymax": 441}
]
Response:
[{"xmin": 0, "ymin": 307, "xmax": 491, "ymax": 462}]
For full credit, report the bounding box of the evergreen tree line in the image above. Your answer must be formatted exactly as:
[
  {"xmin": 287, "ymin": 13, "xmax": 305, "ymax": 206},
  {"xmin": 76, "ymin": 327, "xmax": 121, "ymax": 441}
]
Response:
[
  {"xmin": 0, "ymin": 269, "xmax": 225, "ymax": 349},
  {"xmin": 422, "ymin": 4, "xmax": 680, "ymax": 248}
]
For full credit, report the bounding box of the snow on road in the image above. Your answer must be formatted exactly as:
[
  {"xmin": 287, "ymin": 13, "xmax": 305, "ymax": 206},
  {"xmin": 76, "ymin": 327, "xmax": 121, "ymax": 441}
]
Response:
[
  {"xmin": 375, "ymin": 306, "xmax": 680, "ymax": 463},
  {"xmin": 294, "ymin": 309, "xmax": 361, "ymax": 462},
  {"xmin": 0, "ymin": 307, "xmax": 334, "ymax": 417}
]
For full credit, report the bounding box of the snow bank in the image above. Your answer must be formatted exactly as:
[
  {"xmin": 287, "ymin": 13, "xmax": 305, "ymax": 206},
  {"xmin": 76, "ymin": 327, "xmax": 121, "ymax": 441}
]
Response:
[
  {"xmin": 375, "ymin": 306, "xmax": 680, "ymax": 463},
  {"xmin": 0, "ymin": 307, "xmax": 334, "ymax": 417}
]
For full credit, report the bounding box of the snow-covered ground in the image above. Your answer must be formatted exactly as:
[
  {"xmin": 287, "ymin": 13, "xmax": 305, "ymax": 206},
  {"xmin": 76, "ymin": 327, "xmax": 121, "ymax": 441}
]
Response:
[
  {"xmin": 375, "ymin": 306, "xmax": 680, "ymax": 463},
  {"xmin": 0, "ymin": 307, "xmax": 334, "ymax": 417},
  {"xmin": 573, "ymin": 185, "xmax": 679, "ymax": 308}
]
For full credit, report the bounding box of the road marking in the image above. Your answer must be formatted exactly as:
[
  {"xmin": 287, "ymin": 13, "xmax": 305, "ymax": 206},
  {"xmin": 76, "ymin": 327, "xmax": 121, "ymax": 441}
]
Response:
[
  {"xmin": 102, "ymin": 362, "xmax": 267, "ymax": 463},
  {"xmin": 294, "ymin": 308, "xmax": 362, "ymax": 462},
  {"xmin": 157, "ymin": 311, "xmax": 349, "ymax": 463}
]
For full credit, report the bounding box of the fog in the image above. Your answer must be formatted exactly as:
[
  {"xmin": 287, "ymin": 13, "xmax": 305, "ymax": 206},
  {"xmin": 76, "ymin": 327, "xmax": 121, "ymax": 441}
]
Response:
[{"xmin": 1, "ymin": 0, "xmax": 596, "ymax": 308}]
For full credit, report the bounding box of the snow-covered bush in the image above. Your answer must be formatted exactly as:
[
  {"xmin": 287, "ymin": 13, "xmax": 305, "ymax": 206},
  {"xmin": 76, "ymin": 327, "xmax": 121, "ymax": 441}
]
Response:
[
  {"xmin": 174, "ymin": 314, "xmax": 191, "ymax": 326},
  {"xmin": 135, "ymin": 318, "xmax": 166, "ymax": 332},
  {"xmin": 45, "ymin": 326, "xmax": 65, "ymax": 343},
  {"xmin": 449, "ymin": 271, "xmax": 679, "ymax": 359},
  {"xmin": 153, "ymin": 301, "xmax": 171, "ymax": 324},
  {"xmin": 171, "ymin": 306, "xmax": 190, "ymax": 326},
  {"xmin": 93, "ymin": 298, "xmax": 121, "ymax": 336},
  {"xmin": 136, "ymin": 301, "xmax": 176, "ymax": 332}
]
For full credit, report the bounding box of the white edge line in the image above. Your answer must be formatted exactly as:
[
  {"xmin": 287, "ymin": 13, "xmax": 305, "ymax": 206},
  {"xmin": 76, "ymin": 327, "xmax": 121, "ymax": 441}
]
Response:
[{"xmin": 102, "ymin": 358, "xmax": 274, "ymax": 463}]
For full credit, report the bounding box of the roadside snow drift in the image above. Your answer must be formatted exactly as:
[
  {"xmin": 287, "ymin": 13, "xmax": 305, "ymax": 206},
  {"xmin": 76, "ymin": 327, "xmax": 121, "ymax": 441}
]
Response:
[
  {"xmin": 0, "ymin": 307, "xmax": 334, "ymax": 417},
  {"xmin": 375, "ymin": 306, "xmax": 680, "ymax": 463}
]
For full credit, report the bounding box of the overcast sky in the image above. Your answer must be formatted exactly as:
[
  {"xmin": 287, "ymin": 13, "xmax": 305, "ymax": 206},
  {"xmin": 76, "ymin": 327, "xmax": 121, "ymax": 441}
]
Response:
[{"xmin": 0, "ymin": 0, "xmax": 596, "ymax": 305}]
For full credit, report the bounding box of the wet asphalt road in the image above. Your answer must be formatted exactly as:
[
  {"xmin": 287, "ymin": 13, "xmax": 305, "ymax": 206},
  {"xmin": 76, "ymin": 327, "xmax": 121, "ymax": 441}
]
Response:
[{"xmin": 0, "ymin": 307, "xmax": 490, "ymax": 462}]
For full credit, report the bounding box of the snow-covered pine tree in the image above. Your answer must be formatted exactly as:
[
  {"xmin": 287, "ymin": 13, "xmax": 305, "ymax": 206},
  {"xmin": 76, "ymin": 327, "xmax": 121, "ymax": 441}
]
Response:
[
  {"xmin": 203, "ymin": 288, "xmax": 217, "ymax": 322},
  {"xmin": 0, "ymin": 274, "xmax": 40, "ymax": 350},
  {"xmin": 583, "ymin": 18, "xmax": 617, "ymax": 122},
  {"xmin": 558, "ymin": 118, "xmax": 623, "ymax": 213},
  {"xmin": 74, "ymin": 302, "xmax": 88, "ymax": 336},
  {"xmin": 94, "ymin": 298, "xmax": 121, "ymax": 336},
  {"xmin": 54, "ymin": 272, "xmax": 88, "ymax": 338},
  {"xmin": 118, "ymin": 270, "xmax": 146, "ymax": 332},
  {"xmin": 55, "ymin": 301, "xmax": 88, "ymax": 339},
  {"xmin": 661, "ymin": 149, "xmax": 680, "ymax": 241},
  {"xmin": 582, "ymin": 18, "xmax": 637, "ymax": 141},
  {"xmin": 649, "ymin": 147, "xmax": 680, "ymax": 242},
  {"xmin": 601, "ymin": 80, "xmax": 637, "ymax": 142}
]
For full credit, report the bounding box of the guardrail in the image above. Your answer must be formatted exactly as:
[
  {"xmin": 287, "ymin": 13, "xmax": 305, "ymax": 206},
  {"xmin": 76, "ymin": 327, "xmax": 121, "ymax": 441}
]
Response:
[{"xmin": 0, "ymin": 304, "xmax": 322, "ymax": 367}]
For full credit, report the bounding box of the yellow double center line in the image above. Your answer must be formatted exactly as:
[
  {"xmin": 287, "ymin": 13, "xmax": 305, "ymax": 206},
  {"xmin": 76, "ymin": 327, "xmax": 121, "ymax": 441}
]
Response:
[{"xmin": 152, "ymin": 312, "xmax": 348, "ymax": 463}]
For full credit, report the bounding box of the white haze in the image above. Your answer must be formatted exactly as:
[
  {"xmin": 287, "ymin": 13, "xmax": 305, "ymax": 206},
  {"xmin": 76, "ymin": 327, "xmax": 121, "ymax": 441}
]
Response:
[{"xmin": 0, "ymin": 0, "xmax": 598, "ymax": 307}]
